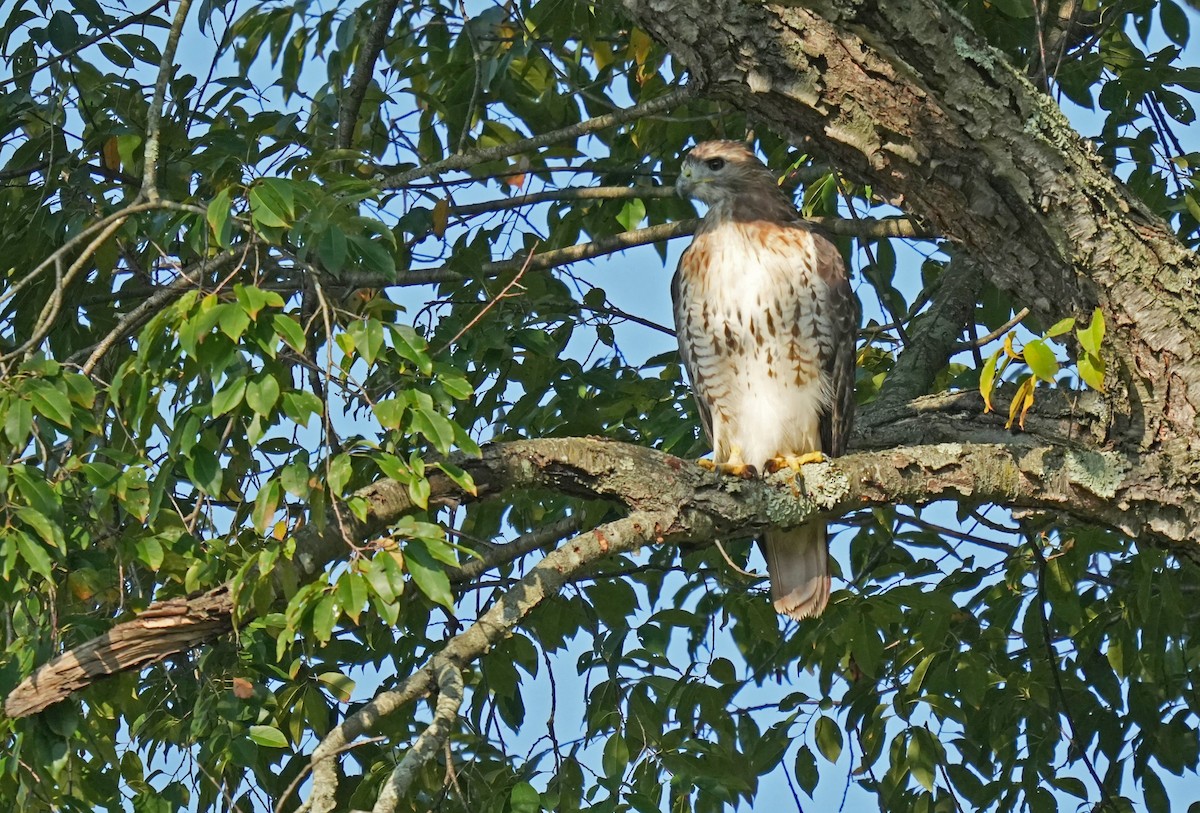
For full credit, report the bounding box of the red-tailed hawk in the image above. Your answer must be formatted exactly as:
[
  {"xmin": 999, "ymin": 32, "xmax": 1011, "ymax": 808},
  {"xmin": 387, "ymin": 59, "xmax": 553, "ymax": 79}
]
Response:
[{"xmin": 672, "ymin": 140, "xmax": 858, "ymax": 620}]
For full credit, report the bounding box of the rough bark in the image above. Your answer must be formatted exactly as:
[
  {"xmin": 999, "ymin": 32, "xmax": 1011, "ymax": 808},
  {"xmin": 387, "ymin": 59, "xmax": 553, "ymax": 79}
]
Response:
[
  {"xmin": 8, "ymin": 401, "xmax": 1193, "ymax": 717},
  {"xmin": 622, "ymin": 0, "xmax": 1200, "ymax": 447}
]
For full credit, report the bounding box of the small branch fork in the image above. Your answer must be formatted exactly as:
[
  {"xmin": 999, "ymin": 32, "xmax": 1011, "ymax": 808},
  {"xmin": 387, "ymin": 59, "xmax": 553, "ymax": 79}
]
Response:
[{"xmin": 300, "ymin": 511, "xmax": 671, "ymax": 813}]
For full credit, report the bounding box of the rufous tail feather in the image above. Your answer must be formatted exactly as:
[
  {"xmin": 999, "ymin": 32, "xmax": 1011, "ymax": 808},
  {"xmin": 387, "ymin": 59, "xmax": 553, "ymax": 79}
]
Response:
[{"xmin": 764, "ymin": 523, "xmax": 830, "ymax": 620}]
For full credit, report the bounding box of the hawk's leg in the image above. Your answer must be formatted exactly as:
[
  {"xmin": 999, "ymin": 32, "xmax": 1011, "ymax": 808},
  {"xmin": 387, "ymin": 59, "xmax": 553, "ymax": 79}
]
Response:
[
  {"xmin": 697, "ymin": 446, "xmax": 756, "ymax": 479},
  {"xmin": 764, "ymin": 452, "xmax": 826, "ymax": 496}
]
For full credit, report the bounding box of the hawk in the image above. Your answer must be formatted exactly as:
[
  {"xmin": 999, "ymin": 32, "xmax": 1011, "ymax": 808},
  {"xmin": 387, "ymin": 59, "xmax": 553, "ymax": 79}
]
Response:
[{"xmin": 672, "ymin": 140, "xmax": 858, "ymax": 620}]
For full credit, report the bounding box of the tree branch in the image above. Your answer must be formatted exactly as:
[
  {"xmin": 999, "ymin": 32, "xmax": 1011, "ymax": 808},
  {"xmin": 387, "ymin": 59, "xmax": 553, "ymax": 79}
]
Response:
[
  {"xmin": 304, "ymin": 512, "xmax": 668, "ymax": 813},
  {"xmin": 9, "ymin": 410, "xmax": 1189, "ymax": 718},
  {"xmin": 337, "ymin": 0, "xmax": 401, "ymax": 150},
  {"xmin": 367, "ymin": 658, "xmax": 464, "ymax": 813},
  {"xmin": 380, "ymin": 85, "xmax": 701, "ymax": 189},
  {"xmin": 141, "ymin": 0, "xmax": 192, "ymax": 201},
  {"xmin": 873, "ymin": 253, "xmax": 983, "ymax": 407},
  {"xmin": 335, "ymin": 215, "xmax": 929, "ymax": 289}
]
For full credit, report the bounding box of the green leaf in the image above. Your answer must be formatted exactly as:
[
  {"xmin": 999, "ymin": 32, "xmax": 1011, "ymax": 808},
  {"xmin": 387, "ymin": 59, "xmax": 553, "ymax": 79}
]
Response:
[
  {"xmin": 373, "ymin": 398, "xmax": 406, "ymax": 429},
  {"xmin": 392, "ymin": 324, "xmax": 433, "ymax": 375},
  {"xmin": 434, "ymin": 462, "xmax": 476, "ymax": 497},
  {"xmin": 211, "ymin": 378, "xmax": 247, "ymax": 416},
  {"xmin": 15, "ymin": 531, "xmax": 55, "ymax": 578},
  {"xmin": 345, "ymin": 318, "xmax": 385, "ymax": 366},
  {"xmin": 1044, "ymin": 316, "xmax": 1076, "ymax": 337},
  {"xmin": 1143, "ymin": 767, "xmax": 1169, "ymax": 813},
  {"xmin": 311, "ymin": 593, "xmax": 338, "ymax": 643},
  {"xmin": 1076, "ymin": 308, "xmax": 1105, "ymax": 356},
  {"xmin": 17, "ymin": 507, "xmax": 64, "ymax": 553},
  {"xmin": 46, "ymin": 10, "xmax": 80, "ymax": 51},
  {"xmin": 405, "ymin": 538, "xmax": 454, "ymax": 609},
  {"xmin": 250, "ymin": 183, "xmax": 290, "ymax": 228},
  {"xmin": 318, "ymin": 227, "xmax": 348, "ymax": 272},
  {"xmin": 28, "ymin": 381, "xmax": 73, "ymax": 427},
  {"xmin": 814, "ymin": 715, "xmax": 842, "ymax": 763},
  {"xmin": 1022, "ymin": 338, "xmax": 1059, "ymax": 381},
  {"xmin": 247, "ymin": 725, "xmax": 289, "ymax": 748},
  {"xmin": 135, "ymin": 536, "xmax": 165, "ymax": 571},
  {"xmin": 206, "ymin": 186, "xmax": 234, "ymax": 246},
  {"xmin": 510, "ymin": 782, "xmax": 541, "ymax": 813},
  {"xmin": 246, "ymin": 375, "xmax": 281, "ymax": 416},
  {"xmin": 5, "ymin": 397, "xmax": 32, "ymax": 445},
  {"xmin": 409, "ymin": 404, "xmax": 456, "ymax": 454},
  {"xmin": 616, "ymin": 198, "xmax": 646, "ymax": 231},
  {"xmin": 317, "ymin": 671, "xmax": 356, "ymax": 703},
  {"xmin": 601, "ymin": 732, "xmax": 630, "ymax": 778},
  {"xmin": 794, "ymin": 745, "xmax": 818, "ymax": 795},
  {"xmin": 1079, "ymin": 351, "xmax": 1106, "ymax": 391},
  {"xmin": 273, "ymin": 313, "xmax": 307, "ymax": 352},
  {"xmin": 327, "ymin": 453, "xmax": 353, "ymax": 494}
]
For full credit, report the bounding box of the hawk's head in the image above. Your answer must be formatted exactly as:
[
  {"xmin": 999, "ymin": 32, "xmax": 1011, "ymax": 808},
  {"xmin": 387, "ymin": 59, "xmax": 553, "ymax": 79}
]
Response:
[{"xmin": 676, "ymin": 140, "xmax": 791, "ymax": 217}]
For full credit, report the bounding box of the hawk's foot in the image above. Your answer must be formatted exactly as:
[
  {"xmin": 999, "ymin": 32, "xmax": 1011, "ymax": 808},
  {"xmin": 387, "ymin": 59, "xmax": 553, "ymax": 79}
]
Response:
[
  {"xmin": 764, "ymin": 451, "xmax": 826, "ymax": 474},
  {"xmin": 698, "ymin": 449, "xmax": 756, "ymax": 479}
]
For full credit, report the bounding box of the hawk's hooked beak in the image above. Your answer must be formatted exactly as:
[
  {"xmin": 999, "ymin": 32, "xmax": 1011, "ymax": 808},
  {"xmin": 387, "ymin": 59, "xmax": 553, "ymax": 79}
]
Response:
[{"xmin": 676, "ymin": 163, "xmax": 695, "ymax": 198}]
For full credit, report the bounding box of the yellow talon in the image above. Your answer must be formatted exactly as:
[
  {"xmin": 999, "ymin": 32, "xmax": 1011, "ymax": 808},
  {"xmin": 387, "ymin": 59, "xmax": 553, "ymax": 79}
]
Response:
[
  {"xmin": 765, "ymin": 451, "xmax": 825, "ymax": 474},
  {"xmin": 698, "ymin": 447, "xmax": 757, "ymax": 479}
]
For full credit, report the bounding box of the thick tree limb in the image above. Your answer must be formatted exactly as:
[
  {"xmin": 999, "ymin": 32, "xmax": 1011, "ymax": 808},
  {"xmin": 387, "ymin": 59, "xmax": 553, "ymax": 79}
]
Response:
[
  {"xmin": 621, "ymin": 0, "xmax": 1200, "ymax": 446},
  {"xmin": 7, "ymin": 418, "xmax": 1186, "ymax": 718},
  {"xmin": 874, "ymin": 254, "xmax": 983, "ymax": 407}
]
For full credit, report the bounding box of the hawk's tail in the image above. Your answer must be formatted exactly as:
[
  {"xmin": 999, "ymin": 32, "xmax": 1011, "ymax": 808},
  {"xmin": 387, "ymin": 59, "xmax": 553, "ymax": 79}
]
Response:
[{"xmin": 765, "ymin": 523, "xmax": 830, "ymax": 620}]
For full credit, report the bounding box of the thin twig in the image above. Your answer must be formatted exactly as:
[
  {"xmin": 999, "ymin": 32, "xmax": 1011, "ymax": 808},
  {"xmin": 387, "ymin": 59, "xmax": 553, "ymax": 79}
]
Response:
[
  {"xmin": 713, "ymin": 539, "xmax": 761, "ymax": 578},
  {"xmin": 142, "ymin": 0, "xmax": 193, "ymax": 200},
  {"xmin": 1030, "ymin": 541, "xmax": 1119, "ymax": 812},
  {"xmin": 381, "ymin": 84, "xmax": 700, "ymax": 188},
  {"xmin": 451, "ymin": 185, "xmax": 676, "ymax": 218},
  {"xmin": 3, "ymin": 216, "xmax": 129, "ymax": 362},
  {"xmin": 451, "ymin": 515, "xmax": 582, "ymax": 583},
  {"xmin": 337, "ymin": 215, "xmax": 929, "ymax": 289},
  {"xmin": 952, "ymin": 307, "xmax": 1030, "ymax": 351},
  {"xmin": 438, "ymin": 242, "xmax": 539, "ymax": 352}
]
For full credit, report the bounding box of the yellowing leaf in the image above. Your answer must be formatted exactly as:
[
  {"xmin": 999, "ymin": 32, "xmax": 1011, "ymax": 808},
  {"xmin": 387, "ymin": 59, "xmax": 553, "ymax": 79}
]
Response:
[
  {"xmin": 980, "ymin": 350, "xmax": 1001, "ymax": 413},
  {"xmin": 432, "ymin": 197, "xmax": 450, "ymax": 238},
  {"xmin": 101, "ymin": 136, "xmax": 121, "ymax": 171},
  {"xmin": 1079, "ymin": 351, "xmax": 1106, "ymax": 392},
  {"xmin": 628, "ymin": 27, "xmax": 653, "ymax": 67},
  {"xmin": 1002, "ymin": 331, "xmax": 1019, "ymax": 359},
  {"xmin": 1006, "ymin": 376, "xmax": 1036, "ymax": 430}
]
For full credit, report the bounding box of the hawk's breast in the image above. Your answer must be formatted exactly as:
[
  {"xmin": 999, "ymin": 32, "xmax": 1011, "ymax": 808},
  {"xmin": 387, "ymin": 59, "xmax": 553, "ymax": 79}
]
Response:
[{"xmin": 674, "ymin": 218, "xmax": 834, "ymax": 466}]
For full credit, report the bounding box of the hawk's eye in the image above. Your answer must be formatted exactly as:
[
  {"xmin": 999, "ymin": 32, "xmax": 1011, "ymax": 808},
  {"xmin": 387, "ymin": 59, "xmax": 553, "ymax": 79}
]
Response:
[{"xmin": 705, "ymin": 158, "xmax": 726, "ymax": 171}]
